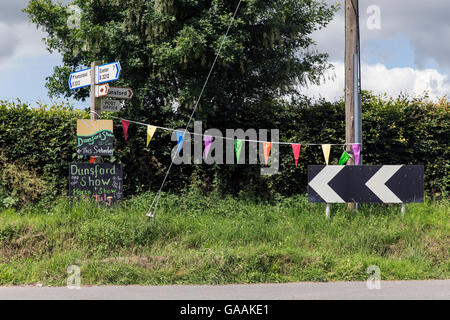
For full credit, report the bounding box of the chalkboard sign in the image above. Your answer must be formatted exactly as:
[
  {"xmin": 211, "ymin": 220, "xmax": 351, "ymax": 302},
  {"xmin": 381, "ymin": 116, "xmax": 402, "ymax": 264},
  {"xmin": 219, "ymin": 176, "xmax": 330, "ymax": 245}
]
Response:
[
  {"xmin": 77, "ymin": 119, "xmax": 114, "ymax": 156},
  {"xmin": 69, "ymin": 163, "xmax": 123, "ymax": 205}
]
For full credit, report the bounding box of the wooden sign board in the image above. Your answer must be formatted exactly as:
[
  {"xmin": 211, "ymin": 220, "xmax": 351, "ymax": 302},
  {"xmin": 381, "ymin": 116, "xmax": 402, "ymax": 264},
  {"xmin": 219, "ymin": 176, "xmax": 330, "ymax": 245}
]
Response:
[
  {"xmin": 69, "ymin": 163, "xmax": 123, "ymax": 205},
  {"xmin": 77, "ymin": 119, "xmax": 114, "ymax": 156}
]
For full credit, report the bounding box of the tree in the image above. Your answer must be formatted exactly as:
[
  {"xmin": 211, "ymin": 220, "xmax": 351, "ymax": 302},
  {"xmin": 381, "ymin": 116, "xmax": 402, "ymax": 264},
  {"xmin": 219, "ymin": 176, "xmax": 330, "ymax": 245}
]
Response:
[{"xmin": 25, "ymin": 0, "xmax": 338, "ymax": 194}]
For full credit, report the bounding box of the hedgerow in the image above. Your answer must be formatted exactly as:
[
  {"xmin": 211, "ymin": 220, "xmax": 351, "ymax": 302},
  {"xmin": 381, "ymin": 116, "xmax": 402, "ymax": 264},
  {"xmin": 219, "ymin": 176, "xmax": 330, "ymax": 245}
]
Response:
[{"xmin": 0, "ymin": 93, "xmax": 448, "ymax": 207}]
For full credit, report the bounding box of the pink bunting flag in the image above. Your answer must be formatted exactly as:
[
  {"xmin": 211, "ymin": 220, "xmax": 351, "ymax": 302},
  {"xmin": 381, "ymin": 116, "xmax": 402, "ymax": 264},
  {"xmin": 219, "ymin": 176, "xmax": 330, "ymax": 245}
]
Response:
[
  {"xmin": 292, "ymin": 144, "xmax": 301, "ymax": 167},
  {"xmin": 121, "ymin": 119, "xmax": 130, "ymax": 141},
  {"xmin": 263, "ymin": 142, "xmax": 272, "ymax": 165},
  {"xmin": 352, "ymin": 143, "xmax": 361, "ymax": 165},
  {"xmin": 204, "ymin": 135, "xmax": 214, "ymax": 159}
]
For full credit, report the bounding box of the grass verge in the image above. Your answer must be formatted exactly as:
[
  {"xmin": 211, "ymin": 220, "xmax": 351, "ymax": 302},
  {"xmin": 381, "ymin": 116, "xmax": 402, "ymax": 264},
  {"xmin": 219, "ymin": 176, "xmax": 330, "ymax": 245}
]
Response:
[{"xmin": 0, "ymin": 192, "xmax": 448, "ymax": 286}]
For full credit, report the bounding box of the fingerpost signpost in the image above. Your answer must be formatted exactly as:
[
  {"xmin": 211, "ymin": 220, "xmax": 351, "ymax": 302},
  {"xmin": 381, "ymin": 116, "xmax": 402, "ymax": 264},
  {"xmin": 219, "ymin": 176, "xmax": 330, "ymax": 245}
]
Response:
[{"xmin": 68, "ymin": 60, "xmax": 132, "ymax": 205}]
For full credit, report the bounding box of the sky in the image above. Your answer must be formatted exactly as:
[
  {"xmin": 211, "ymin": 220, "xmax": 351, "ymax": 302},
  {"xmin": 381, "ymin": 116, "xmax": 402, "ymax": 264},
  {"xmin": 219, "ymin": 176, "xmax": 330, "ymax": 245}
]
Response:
[{"xmin": 0, "ymin": 0, "xmax": 449, "ymax": 108}]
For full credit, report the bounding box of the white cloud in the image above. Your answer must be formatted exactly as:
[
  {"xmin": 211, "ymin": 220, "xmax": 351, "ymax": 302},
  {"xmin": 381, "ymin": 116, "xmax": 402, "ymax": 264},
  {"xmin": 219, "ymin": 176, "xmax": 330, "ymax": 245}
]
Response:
[
  {"xmin": 313, "ymin": 0, "xmax": 450, "ymax": 72},
  {"xmin": 303, "ymin": 61, "xmax": 450, "ymax": 101},
  {"xmin": 0, "ymin": 21, "xmax": 48, "ymax": 70}
]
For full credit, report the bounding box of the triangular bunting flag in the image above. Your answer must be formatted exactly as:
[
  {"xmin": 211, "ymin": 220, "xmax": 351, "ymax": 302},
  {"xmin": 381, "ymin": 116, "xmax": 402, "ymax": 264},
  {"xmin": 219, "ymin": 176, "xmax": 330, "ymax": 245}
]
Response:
[
  {"xmin": 176, "ymin": 131, "xmax": 185, "ymax": 153},
  {"xmin": 291, "ymin": 144, "xmax": 301, "ymax": 167},
  {"xmin": 121, "ymin": 119, "xmax": 130, "ymax": 141},
  {"xmin": 263, "ymin": 142, "xmax": 272, "ymax": 165},
  {"xmin": 352, "ymin": 143, "xmax": 361, "ymax": 165},
  {"xmin": 338, "ymin": 151, "xmax": 352, "ymax": 165},
  {"xmin": 146, "ymin": 125, "xmax": 157, "ymax": 147},
  {"xmin": 234, "ymin": 139, "xmax": 243, "ymax": 162},
  {"xmin": 322, "ymin": 144, "xmax": 331, "ymax": 165},
  {"xmin": 204, "ymin": 135, "xmax": 214, "ymax": 159}
]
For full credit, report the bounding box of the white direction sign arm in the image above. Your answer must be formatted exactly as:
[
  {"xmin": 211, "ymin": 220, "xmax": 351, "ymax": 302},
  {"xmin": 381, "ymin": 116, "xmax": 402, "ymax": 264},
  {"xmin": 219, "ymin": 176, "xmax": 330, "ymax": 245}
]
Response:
[
  {"xmin": 96, "ymin": 62, "xmax": 121, "ymax": 84},
  {"xmin": 68, "ymin": 68, "xmax": 91, "ymax": 90}
]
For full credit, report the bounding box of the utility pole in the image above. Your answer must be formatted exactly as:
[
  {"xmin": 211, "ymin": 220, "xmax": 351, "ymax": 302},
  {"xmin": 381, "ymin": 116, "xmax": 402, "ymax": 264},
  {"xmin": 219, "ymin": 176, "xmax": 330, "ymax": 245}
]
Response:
[
  {"xmin": 345, "ymin": 0, "xmax": 360, "ymax": 210},
  {"xmin": 90, "ymin": 61, "xmax": 101, "ymax": 163}
]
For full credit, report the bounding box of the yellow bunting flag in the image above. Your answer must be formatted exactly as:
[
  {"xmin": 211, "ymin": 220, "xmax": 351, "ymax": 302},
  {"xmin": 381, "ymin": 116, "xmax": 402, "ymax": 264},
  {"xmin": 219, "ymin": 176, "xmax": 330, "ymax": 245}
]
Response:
[
  {"xmin": 146, "ymin": 125, "xmax": 157, "ymax": 147},
  {"xmin": 263, "ymin": 142, "xmax": 272, "ymax": 165},
  {"xmin": 322, "ymin": 144, "xmax": 331, "ymax": 165}
]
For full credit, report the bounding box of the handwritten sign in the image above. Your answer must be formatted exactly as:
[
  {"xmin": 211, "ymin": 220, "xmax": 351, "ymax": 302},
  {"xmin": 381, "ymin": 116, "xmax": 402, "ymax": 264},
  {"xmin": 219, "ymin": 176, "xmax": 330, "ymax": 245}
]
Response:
[
  {"xmin": 77, "ymin": 119, "xmax": 114, "ymax": 156},
  {"xmin": 69, "ymin": 163, "xmax": 123, "ymax": 205}
]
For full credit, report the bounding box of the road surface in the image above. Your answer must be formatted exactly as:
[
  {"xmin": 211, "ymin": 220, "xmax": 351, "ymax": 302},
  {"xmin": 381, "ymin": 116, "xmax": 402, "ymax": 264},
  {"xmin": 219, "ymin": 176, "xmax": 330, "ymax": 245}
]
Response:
[{"xmin": 0, "ymin": 280, "xmax": 448, "ymax": 300}]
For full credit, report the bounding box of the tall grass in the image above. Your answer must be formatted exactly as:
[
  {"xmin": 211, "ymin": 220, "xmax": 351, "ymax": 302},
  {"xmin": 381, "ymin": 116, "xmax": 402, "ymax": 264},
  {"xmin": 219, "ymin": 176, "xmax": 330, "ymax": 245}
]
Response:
[{"xmin": 0, "ymin": 192, "xmax": 448, "ymax": 285}]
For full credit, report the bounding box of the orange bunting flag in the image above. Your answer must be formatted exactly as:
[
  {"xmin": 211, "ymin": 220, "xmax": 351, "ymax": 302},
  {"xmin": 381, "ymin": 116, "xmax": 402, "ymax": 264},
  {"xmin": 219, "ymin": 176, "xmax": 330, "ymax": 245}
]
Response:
[
  {"xmin": 263, "ymin": 142, "xmax": 272, "ymax": 165},
  {"xmin": 291, "ymin": 144, "xmax": 301, "ymax": 167}
]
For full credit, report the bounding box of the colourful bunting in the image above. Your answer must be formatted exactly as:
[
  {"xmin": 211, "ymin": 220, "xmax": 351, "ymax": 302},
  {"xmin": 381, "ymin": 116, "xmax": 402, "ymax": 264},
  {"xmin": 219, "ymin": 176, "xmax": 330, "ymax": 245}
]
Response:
[
  {"xmin": 204, "ymin": 135, "xmax": 214, "ymax": 159},
  {"xmin": 352, "ymin": 143, "xmax": 361, "ymax": 165},
  {"xmin": 338, "ymin": 151, "xmax": 352, "ymax": 165},
  {"xmin": 234, "ymin": 139, "xmax": 243, "ymax": 162},
  {"xmin": 322, "ymin": 144, "xmax": 331, "ymax": 165},
  {"xmin": 112, "ymin": 119, "xmax": 367, "ymax": 168},
  {"xmin": 291, "ymin": 144, "xmax": 301, "ymax": 167},
  {"xmin": 263, "ymin": 142, "xmax": 272, "ymax": 165},
  {"xmin": 146, "ymin": 125, "xmax": 157, "ymax": 147},
  {"xmin": 121, "ymin": 119, "xmax": 130, "ymax": 141},
  {"xmin": 176, "ymin": 131, "xmax": 185, "ymax": 153}
]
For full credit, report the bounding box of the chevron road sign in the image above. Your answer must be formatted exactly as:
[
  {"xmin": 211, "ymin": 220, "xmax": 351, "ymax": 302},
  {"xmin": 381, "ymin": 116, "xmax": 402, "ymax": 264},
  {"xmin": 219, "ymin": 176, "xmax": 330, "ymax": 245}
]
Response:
[{"xmin": 308, "ymin": 165, "xmax": 424, "ymax": 203}]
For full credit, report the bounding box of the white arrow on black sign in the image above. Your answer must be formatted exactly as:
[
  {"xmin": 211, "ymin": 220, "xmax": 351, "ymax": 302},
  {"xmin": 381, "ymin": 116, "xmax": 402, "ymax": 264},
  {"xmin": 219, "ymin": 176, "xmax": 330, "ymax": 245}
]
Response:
[
  {"xmin": 308, "ymin": 166, "xmax": 345, "ymax": 203},
  {"xmin": 308, "ymin": 165, "xmax": 424, "ymax": 203},
  {"xmin": 365, "ymin": 165, "xmax": 403, "ymax": 203}
]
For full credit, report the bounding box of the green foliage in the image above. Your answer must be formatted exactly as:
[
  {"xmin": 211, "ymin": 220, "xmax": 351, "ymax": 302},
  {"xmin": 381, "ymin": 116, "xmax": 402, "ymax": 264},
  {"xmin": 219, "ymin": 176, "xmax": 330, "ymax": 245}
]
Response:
[
  {"xmin": 0, "ymin": 153, "xmax": 50, "ymax": 209},
  {"xmin": 0, "ymin": 193, "xmax": 448, "ymax": 285},
  {"xmin": 0, "ymin": 100, "xmax": 87, "ymax": 204},
  {"xmin": 0, "ymin": 92, "xmax": 448, "ymax": 205},
  {"xmin": 23, "ymin": 0, "xmax": 338, "ymax": 196}
]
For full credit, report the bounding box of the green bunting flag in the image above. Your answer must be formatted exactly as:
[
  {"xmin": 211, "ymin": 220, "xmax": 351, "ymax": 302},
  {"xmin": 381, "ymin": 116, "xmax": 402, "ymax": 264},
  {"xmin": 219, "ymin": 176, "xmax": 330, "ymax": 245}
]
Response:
[
  {"xmin": 234, "ymin": 139, "xmax": 243, "ymax": 162},
  {"xmin": 338, "ymin": 151, "xmax": 352, "ymax": 165}
]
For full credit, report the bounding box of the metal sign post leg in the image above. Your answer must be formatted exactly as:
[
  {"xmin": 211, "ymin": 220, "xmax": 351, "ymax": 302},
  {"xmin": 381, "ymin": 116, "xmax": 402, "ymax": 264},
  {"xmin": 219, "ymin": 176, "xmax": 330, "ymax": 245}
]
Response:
[
  {"xmin": 401, "ymin": 203, "xmax": 406, "ymax": 216},
  {"xmin": 326, "ymin": 203, "xmax": 331, "ymax": 219}
]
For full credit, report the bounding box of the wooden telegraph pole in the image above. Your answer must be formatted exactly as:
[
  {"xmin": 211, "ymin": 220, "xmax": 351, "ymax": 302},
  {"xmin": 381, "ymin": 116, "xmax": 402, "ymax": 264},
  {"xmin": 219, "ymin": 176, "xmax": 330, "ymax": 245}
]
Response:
[{"xmin": 345, "ymin": 0, "xmax": 360, "ymax": 210}]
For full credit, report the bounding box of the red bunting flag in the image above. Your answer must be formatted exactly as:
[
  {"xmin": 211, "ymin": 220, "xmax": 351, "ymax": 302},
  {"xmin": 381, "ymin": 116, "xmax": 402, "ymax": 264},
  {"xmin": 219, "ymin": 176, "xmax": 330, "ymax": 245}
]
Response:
[
  {"xmin": 263, "ymin": 142, "xmax": 272, "ymax": 165},
  {"xmin": 121, "ymin": 119, "xmax": 130, "ymax": 141},
  {"xmin": 291, "ymin": 144, "xmax": 301, "ymax": 167}
]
